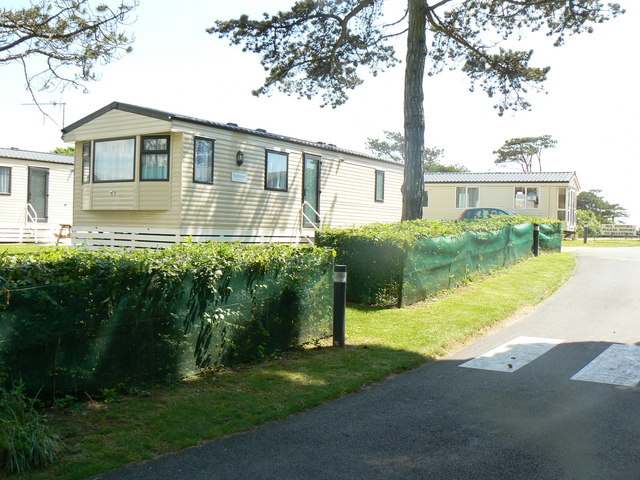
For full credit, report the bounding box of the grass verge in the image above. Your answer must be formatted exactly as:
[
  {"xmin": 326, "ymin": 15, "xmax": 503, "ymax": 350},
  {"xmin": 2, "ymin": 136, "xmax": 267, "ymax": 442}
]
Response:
[
  {"xmin": 563, "ymin": 238, "xmax": 640, "ymax": 248},
  {"xmin": 0, "ymin": 245, "xmax": 69, "ymax": 254},
  {"xmin": 13, "ymin": 253, "xmax": 576, "ymax": 480}
]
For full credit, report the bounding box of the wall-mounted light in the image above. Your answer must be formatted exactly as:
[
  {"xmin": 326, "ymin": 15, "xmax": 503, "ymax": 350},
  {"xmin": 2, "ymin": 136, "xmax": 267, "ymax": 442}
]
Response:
[{"xmin": 236, "ymin": 151, "xmax": 244, "ymax": 166}]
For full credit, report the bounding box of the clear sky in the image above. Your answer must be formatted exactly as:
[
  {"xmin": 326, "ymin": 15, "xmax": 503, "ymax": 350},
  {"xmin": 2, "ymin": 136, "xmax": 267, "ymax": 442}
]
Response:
[{"xmin": 1, "ymin": 0, "xmax": 638, "ymax": 224}]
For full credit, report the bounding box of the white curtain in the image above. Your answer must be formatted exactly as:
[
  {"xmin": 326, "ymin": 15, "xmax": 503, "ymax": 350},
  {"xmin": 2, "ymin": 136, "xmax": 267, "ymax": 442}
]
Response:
[
  {"xmin": 94, "ymin": 138, "xmax": 135, "ymax": 182},
  {"xmin": 266, "ymin": 151, "xmax": 287, "ymax": 190}
]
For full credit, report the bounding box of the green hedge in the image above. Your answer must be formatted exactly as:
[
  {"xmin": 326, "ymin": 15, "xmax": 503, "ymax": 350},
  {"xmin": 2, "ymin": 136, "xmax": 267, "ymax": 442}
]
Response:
[
  {"xmin": 317, "ymin": 216, "xmax": 562, "ymax": 306},
  {"xmin": 0, "ymin": 243, "xmax": 333, "ymax": 398}
]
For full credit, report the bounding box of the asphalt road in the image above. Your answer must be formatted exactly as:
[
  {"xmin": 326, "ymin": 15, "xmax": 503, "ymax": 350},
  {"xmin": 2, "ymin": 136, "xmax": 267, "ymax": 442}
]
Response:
[{"xmin": 97, "ymin": 247, "xmax": 640, "ymax": 480}]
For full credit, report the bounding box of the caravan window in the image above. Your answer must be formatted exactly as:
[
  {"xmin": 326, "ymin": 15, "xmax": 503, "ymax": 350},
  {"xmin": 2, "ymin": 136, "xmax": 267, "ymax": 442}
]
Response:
[
  {"xmin": 141, "ymin": 136, "xmax": 170, "ymax": 181},
  {"xmin": 0, "ymin": 167, "xmax": 10, "ymax": 194},
  {"xmin": 375, "ymin": 170, "xmax": 385, "ymax": 202},
  {"xmin": 93, "ymin": 138, "xmax": 136, "ymax": 182},
  {"xmin": 456, "ymin": 187, "xmax": 479, "ymax": 208},
  {"xmin": 193, "ymin": 137, "xmax": 214, "ymax": 184},
  {"xmin": 82, "ymin": 142, "xmax": 91, "ymax": 184},
  {"xmin": 265, "ymin": 150, "xmax": 288, "ymax": 191},
  {"xmin": 422, "ymin": 190, "xmax": 429, "ymax": 208},
  {"xmin": 514, "ymin": 187, "xmax": 539, "ymax": 209}
]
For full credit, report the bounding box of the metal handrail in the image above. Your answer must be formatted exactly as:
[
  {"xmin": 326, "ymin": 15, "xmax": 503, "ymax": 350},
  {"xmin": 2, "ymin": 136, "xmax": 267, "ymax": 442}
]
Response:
[
  {"xmin": 24, "ymin": 203, "xmax": 39, "ymax": 243},
  {"xmin": 301, "ymin": 201, "xmax": 322, "ymax": 229},
  {"xmin": 300, "ymin": 201, "xmax": 322, "ymax": 244}
]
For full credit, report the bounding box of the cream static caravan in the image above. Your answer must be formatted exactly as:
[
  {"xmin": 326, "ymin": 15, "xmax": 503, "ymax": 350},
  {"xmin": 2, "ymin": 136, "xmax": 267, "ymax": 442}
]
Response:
[
  {"xmin": 0, "ymin": 147, "xmax": 73, "ymax": 243},
  {"xmin": 61, "ymin": 102, "xmax": 403, "ymax": 249},
  {"xmin": 423, "ymin": 171, "xmax": 580, "ymax": 233}
]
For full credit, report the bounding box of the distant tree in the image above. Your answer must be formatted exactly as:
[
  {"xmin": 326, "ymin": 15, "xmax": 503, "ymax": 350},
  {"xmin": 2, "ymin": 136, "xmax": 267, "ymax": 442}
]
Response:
[
  {"xmin": 1, "ymin": 0, "xmax": 137, "ymax": 105},
  {"xmin": 51, "ymin": 146, "xmax": 74, "ymax": 155},
  {"xmin": 366, "ymin": 131, "xmax": 467, "ymax": 172},
  {"xmin": 576, "ymin": 209, "xmax": 601, "ymax": 236},
  {"xmin": 577, "ymin": 190, "xmax": 628, "ymax": 224},
  {"xmin": 494, "ymin": 135, "xmax": 557, "ymax": 172},
  {"xmin": 210, "ymin": 1, "xmax": 623, "ymax": 221}
]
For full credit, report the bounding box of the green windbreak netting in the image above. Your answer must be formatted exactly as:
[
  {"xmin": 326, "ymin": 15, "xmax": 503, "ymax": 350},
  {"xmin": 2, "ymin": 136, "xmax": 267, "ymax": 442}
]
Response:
[
  {"xmin": 0, "ymin": 246, "xmax": 333, "ymax": 398},
  {"xmin": 329, "ymin": 238, "xmax": 406, "ymax": 306},
  {"xmin": 402, "ymin": 224, "xmax": 534, "ymax": 306},
  {"xmin": 539, "ymin": 223, "xmax": 563, "ymax": 251}
]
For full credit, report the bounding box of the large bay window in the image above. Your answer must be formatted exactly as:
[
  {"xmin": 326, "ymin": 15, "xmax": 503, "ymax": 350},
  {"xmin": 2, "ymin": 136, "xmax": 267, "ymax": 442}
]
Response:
[
  {"xmin": 265, "ymin": 150, "xmax": 288, "ymax": 191},
  {"xmin": 456, "ymin": 187, "xmax": 479, "ymax": 208},
  {"xmin": 141, "ymin": 136, "xmax": 170, "ymax": 181},
  {"xmin": 93, "ymin": 137, "xmax": 136, "ymax": 182},
  {"xmin": 515, "ymin": 187, "xmax": 539, "ymax": 209}
]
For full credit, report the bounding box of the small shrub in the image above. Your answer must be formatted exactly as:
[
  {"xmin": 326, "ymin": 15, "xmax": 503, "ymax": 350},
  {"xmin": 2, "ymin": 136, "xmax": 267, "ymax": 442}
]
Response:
[{"xmin": 0, "ymin": 382, "xmax": 60, "ymax": 473}]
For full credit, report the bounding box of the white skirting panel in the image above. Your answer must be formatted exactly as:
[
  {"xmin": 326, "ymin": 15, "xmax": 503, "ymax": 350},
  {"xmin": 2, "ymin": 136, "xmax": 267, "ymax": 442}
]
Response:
[
  {"xmin": 72, "ymin": 226, "xmax": 316, "ymax": 249},
  {"xmin": 0, "ymin": 223, "xmax": 68, "ymax": 244}
]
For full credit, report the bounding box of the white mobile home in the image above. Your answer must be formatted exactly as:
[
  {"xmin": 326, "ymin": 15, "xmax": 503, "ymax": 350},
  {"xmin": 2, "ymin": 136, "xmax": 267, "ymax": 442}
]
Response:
[
  {"xmin": 423, "ymin": 171, "xmax": 580, "ymax": 233},
  {"xmin": 61, "ymin": 102, "xmax": 403, "ymax": 248},
  {"xmin": 0, "ymin": 147, "xmax": 73, "ymax": 243}
]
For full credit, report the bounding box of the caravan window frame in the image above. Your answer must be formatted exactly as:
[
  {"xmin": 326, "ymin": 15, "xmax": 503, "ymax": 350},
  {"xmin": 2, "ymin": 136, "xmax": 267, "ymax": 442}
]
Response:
[
  {"xmin": 193, "ymin": 137, "xmax": 215, "ymax": 184},
  {"xmin": 375, "ymin": 170, "xmax": 385, "ymax": 202},
  {"xmin": 0, "ymin": 166, "xmax": 11, "ymax": 195},
  {"xmin": 264, "ymin": 150, "xmax": 289, "ymax": 192},
  {"xmin": 140, "ymin": 135, "xmax": 170, "ymax": 181},
  {"xmin": 93, "ymin": 137, "xmax": 136, "ymax": 183}
]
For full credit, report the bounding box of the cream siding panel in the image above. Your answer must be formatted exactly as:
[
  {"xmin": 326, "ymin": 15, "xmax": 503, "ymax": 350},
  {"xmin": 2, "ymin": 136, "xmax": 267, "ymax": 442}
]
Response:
[
  {"xmin": 0, "ymin": 157, "xmax": 73, "ymax": 225},
  {"xmin": 139, "ymin": 183, "xmax": 172, "ymax": 210},
  {"xmin": 91, "ymin": 183, "xmax": 137, "ymax": 210},
  {"xmin": 177, "ymin": 125, "xmax": 403, "ymax": 233},
  {"xmin": 423, "ymin": 182, "xmax": 573, "ymax": 222},
  {"xmin": 46, "ymin": 164, "xmax": 74, "ymax": 225},
  {"xmin": 319, "ymin": 157, "xmax": 403, "ymax": 227},
  {"xmin": 180, "ymin": 129, "xmax": 304, "ymax": 232},
  {"xmin": 423, "ymin": 185, "xmax": 460, "ymax": 220},
  {"xmin": 63, "ymin": 110, "xmax": 172, "ymax": 142},
  {"xmin": 0, "ymin": 159, "xmax": 30, "ymax": 224}
]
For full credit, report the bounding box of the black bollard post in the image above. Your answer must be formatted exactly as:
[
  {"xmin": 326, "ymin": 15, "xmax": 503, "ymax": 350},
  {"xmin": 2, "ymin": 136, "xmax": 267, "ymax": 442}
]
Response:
[
  {"xmin": 333, "ymin": 265, "xmax": 347, "ymax": 347},
  {"xmin": 583, "ymin": 224, "xmax": 589, "ymax": 244},
  {"xmin": 533, "ymin": 224, "xmax": 540, "ymax": 257}
]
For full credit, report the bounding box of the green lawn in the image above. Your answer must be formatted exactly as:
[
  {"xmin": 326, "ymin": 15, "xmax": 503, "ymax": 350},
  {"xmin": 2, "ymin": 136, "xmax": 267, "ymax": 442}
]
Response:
[
  {"xmin": 14, "ymin": 253, "xmax": 576, "ymax": 480},
  {"xmin": 563, "ymin": 238, "xmax": 640, "ymax": 248},
  {"xmin": 0, "ymin": 244, "xmax": 69, "ymax": 254}
]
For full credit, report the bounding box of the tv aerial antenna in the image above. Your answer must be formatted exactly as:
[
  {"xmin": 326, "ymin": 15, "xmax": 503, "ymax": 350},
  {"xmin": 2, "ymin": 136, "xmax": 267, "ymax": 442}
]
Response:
[{"xmin": 21, "ymin": 101, "xmax": 67, "ymax": 128}]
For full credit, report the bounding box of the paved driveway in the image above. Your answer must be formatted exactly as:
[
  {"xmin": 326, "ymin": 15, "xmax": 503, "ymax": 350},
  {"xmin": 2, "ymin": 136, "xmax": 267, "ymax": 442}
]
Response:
[{"xmin": 98, "ymin": 247, "xmax": 640, "ymax": 480}]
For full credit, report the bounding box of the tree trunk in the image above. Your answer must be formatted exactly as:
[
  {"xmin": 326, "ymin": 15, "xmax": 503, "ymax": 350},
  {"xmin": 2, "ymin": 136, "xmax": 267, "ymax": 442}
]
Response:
[{"xmin": 402, "ymin": 0, "xmax": 427, "ymax": 221}]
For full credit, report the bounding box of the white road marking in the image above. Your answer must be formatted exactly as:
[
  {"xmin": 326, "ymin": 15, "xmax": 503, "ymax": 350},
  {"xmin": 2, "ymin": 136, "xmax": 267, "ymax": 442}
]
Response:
[
  {"xmin": 571, "ymin": 344, "xmax": 640, "ymax": 387},
  {"xmin": 459, "ymin": 336, "xmax": 564, "ymax": 373}
]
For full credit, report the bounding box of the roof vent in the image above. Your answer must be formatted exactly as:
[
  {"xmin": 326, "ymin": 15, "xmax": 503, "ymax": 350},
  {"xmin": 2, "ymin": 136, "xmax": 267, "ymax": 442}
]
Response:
[
  {"xmin": 226, "ymin": 122, "xmax": 238, "ymax": 127},
  {"xmin": 256, "ymin": 128, "xmax": 267, "ymax": 133}
]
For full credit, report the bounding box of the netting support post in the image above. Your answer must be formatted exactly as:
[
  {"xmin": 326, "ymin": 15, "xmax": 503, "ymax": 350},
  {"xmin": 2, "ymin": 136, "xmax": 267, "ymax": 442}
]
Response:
[
  {"xmin": 533, "ymin": 224, "xmax": 540, "ymax": 257},
  {"xmin": 333, "ymin": 265, "xmax": 347, "ymax": 347},
  {"xmin": 583, "ymin": 224, "xmax": 589, "ymax": 244}
]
